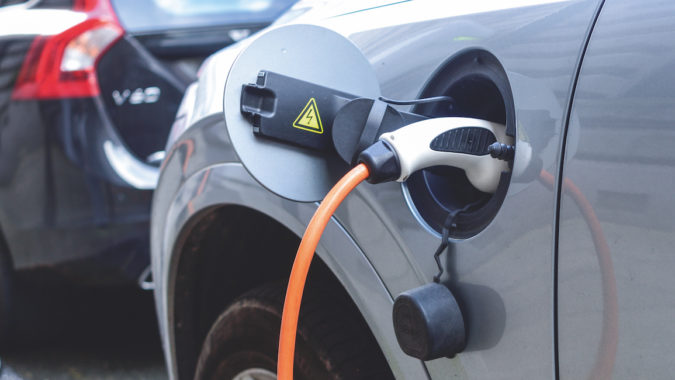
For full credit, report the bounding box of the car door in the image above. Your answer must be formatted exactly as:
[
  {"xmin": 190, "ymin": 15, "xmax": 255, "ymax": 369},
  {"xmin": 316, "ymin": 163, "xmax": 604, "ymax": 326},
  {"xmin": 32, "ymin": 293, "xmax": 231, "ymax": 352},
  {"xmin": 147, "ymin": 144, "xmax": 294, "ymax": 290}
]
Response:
[
  {"xmin": 320, "ymin": 1, "xmax": 604, "ymax": 378},
  {"xmin": 557, "ymin": 0, "xmax": 675, "ymax": 378}
]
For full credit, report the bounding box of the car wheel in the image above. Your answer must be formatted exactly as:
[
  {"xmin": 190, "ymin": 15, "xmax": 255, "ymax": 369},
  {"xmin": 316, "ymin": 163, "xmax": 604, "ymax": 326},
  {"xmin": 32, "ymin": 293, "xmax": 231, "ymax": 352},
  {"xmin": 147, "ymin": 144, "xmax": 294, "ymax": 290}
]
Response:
[
  {"xmin": 0, "ymin": 244, "xmax": 13, "ymax": 350},
  {"xmin": 194, "ymin": 282, "xmax": 393, "ymax": 380}
]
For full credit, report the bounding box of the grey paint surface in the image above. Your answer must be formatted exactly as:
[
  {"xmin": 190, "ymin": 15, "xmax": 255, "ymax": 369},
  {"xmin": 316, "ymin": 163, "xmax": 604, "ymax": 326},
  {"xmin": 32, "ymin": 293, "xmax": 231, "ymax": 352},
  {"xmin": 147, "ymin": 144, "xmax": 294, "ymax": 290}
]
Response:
[
  {"xmin": 327, "ymin": 3, "xmax": 601, "ymax": 378},
  {"xmin": 151, "ymin": 1, "xmax": 612, "ymax": 379},
  {"xmin": 558, "ymin": 0, "xmax": 675, "ymax": 378}
]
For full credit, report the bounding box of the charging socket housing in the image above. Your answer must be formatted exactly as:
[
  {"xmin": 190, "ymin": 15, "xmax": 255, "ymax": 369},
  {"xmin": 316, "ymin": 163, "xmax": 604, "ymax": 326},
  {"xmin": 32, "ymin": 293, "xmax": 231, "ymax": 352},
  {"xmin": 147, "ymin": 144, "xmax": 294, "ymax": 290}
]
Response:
[{"xmin": 405, "ymin": 49, "xmax": 516, "ymax": 238}]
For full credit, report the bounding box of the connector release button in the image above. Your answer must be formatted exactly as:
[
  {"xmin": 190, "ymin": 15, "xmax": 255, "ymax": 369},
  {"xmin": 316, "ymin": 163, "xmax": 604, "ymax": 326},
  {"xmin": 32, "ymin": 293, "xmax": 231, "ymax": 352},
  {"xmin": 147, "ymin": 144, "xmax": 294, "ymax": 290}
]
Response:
[{"xmin": 429, "ymin": 127, "xmax": 496, "ymax": 155}]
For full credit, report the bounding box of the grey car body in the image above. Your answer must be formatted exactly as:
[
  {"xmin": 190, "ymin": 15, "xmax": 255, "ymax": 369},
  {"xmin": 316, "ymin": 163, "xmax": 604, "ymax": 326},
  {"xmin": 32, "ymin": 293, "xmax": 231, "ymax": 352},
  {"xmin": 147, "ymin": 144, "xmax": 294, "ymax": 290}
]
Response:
[{"xmin": 152, "ymin": 0, "xmax": 675, "ymax": 378}]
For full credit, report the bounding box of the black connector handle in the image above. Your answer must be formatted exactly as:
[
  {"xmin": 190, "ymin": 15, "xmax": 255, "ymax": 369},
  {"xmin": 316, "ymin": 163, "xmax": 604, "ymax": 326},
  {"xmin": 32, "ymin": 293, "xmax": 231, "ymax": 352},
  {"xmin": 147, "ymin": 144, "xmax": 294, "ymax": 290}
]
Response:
[{"xmin": 357, "ymin": 141, "xmax": 400, "ymax": 184}]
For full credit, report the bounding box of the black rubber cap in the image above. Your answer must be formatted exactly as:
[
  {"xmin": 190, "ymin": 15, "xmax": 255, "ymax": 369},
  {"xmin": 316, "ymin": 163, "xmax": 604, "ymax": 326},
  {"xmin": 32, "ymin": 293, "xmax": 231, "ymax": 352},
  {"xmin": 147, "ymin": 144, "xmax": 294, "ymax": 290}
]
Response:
[{"xmin": 393, "ymin": 283, "xmax": 466, "ymax": 360}]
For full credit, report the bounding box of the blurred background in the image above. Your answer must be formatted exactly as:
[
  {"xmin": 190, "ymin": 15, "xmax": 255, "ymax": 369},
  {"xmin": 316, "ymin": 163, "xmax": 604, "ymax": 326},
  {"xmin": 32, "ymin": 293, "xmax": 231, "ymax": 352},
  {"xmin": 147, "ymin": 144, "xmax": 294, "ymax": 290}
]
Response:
[{"xmin": 1, "ymin": 273, "xmax": 164, "ymax": 379}]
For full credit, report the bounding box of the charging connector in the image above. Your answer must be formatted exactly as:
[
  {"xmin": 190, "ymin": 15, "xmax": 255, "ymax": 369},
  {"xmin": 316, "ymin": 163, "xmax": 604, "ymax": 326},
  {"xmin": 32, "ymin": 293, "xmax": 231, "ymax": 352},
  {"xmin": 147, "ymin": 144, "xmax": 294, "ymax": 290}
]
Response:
[{"xmin": 359, "ymin": 117, "xmax": 512, "ymax": 193}]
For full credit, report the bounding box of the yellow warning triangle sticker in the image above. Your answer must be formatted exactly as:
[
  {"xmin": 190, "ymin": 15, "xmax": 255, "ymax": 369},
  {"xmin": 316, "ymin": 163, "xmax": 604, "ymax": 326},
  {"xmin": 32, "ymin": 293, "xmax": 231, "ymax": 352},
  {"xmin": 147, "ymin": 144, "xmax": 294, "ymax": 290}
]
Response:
[{"xmin": 293, "ymin": 98, "xmax": 323, "ymax": 134}]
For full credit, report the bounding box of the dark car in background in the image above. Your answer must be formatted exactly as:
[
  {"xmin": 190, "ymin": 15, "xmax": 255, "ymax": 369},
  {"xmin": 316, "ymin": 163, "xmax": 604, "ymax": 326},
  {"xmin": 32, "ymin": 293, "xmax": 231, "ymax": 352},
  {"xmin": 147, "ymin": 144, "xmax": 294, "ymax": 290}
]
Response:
[{"xmin": 0, "ymin": 0, "xmax": 295, "ymax": 345}]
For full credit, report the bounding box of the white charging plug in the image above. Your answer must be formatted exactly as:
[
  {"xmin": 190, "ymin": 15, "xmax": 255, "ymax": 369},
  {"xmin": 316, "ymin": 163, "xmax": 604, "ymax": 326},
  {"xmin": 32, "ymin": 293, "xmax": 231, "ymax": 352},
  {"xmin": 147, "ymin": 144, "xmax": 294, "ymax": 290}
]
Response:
[{"xmin": 378, "ymin": 117, "xmax": 513, "ymax": 193}]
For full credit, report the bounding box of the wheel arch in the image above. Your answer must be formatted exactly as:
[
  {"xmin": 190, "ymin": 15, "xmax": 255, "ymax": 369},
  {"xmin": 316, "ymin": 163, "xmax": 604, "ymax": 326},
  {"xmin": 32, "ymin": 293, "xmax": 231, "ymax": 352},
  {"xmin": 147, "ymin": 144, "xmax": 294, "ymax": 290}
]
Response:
[
  {"xmin": 156, "ymin": 163, "xmax": 426, "ymax": 379},
  {"xmin": 170, "ymin": 204, "xmax": 299, "ymax": 380}
]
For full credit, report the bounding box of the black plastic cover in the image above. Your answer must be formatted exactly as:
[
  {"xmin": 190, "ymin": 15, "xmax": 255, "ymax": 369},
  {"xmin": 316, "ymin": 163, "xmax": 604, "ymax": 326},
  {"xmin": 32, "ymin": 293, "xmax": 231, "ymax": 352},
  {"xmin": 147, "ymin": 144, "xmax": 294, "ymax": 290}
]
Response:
[
  {"xmin": 393, "ymin": 283, "xmax": 466, "ymax": 360},
  {"xmin": 332, "ymin": 98, "xmax": 409, "ymax": 164}
]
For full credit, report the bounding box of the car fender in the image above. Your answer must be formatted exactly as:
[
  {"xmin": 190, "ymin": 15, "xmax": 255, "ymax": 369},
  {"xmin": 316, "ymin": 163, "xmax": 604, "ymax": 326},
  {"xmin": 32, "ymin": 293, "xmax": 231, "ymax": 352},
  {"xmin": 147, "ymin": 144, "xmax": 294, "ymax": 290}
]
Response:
[{"xmin": 155, "ymin": 163, "xmax": 428, "ymax": 379}]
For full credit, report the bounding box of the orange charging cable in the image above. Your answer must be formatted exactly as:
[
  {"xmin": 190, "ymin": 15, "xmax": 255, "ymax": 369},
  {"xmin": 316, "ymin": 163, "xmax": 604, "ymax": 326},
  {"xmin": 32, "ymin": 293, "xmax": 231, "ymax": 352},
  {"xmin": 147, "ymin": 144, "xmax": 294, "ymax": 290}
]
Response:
[{"xmin": 278, "ymin": 163, "xmax": 370, "ymax": 380}]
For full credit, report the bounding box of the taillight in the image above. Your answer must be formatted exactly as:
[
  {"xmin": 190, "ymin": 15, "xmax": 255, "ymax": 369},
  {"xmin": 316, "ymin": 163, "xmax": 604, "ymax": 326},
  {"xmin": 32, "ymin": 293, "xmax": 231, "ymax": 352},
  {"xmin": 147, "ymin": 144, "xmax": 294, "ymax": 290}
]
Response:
[{"xmin": 11, "ymin": 0, "xmax": 122, "ymax": 100}]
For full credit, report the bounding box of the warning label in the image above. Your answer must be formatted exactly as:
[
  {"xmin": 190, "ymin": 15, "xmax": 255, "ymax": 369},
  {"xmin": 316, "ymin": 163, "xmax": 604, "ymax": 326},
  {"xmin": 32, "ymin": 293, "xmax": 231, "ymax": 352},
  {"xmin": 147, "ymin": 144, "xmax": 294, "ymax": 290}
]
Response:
[{"xmin": 293, "ymin": 98, "xmax": 323, "ymax": 134}]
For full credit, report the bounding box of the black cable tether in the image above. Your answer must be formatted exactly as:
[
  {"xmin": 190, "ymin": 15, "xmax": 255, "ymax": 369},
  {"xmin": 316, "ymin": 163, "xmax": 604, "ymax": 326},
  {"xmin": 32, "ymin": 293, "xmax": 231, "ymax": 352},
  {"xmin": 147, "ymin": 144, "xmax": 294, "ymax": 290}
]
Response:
[
  {"xmin": 379, "ymin": 95, "xmax": 454, "ymax": 106},
  {"xmin": 353, "ymin": 100, "xmax": 389, "ymax": 164},
  {"xmin": 432, "ymin": 202, "xmax": 479, "ymax": 283}
]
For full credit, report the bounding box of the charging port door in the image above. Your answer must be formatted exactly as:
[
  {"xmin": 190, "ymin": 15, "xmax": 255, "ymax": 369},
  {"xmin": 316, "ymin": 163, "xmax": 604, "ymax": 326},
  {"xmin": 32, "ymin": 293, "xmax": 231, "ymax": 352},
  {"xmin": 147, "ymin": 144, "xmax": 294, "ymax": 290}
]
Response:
[{"xmin": 223, "ymin": 24, "xmax": 380, "ymax": 202}]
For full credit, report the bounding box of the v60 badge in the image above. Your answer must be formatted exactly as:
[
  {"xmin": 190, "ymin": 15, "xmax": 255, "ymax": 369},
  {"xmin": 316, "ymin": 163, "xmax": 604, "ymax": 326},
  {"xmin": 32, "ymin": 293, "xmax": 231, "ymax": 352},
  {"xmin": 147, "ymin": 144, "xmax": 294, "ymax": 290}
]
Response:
[{"xmin": 112, "ymin": 87, "xmax": 161, "ymax": 106}]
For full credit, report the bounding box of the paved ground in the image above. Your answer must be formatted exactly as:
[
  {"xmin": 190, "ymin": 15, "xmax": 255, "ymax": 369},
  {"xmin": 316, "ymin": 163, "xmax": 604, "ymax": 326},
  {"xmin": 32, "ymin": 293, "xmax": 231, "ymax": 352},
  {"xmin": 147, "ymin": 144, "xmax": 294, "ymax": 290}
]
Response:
[{"xmin": 0, "ymin": 271, "xmax": 167, "ymax": 379}]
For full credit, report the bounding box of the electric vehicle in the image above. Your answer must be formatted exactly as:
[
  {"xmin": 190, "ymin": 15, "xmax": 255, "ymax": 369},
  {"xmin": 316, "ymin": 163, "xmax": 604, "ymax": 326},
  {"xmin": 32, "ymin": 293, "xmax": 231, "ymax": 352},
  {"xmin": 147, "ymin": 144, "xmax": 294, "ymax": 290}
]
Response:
[
  {"xmin": 0, "ymin": 0, "xmax": 296, "ymax": 346},
  {"xmin": 152, "ymin": 0, "xmax": 675, "ymax": 379}
]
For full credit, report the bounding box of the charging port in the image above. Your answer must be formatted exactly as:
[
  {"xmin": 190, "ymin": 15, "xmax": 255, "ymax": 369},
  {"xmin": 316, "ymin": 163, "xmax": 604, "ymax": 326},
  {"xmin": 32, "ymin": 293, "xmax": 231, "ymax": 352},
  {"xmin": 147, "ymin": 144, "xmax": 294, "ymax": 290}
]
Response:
[{"xmin": 405, "ymin": 49, "xmax": 515, "ymax": 238}]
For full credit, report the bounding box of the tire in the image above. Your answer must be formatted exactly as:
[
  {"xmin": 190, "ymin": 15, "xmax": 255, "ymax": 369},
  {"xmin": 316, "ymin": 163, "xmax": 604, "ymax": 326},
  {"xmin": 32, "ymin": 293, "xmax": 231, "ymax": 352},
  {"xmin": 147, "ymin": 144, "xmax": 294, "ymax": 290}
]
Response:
[
  {"xmin": 194, "ymin": 282, "xmax": 394, "ymax": 380},
  {"xmin": 0, "ymin": 244, "xmax": 12, "ymax": 350}
]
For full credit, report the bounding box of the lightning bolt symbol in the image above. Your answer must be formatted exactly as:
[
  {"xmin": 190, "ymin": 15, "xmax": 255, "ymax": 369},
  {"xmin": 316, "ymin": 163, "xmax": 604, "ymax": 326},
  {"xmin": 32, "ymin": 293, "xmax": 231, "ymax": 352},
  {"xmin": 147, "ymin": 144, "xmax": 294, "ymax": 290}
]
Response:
[{"xmin": 294, "ymin": 99, "xmax": 323, "ymax": 133}]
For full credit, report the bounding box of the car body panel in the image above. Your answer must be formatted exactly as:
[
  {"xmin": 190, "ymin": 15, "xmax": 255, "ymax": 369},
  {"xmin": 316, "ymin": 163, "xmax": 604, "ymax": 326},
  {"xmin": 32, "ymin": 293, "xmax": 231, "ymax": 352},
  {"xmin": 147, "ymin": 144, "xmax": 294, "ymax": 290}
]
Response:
[
  {"xmin": 152, "ymin": 117, "xmax": 428, "ymax": 379},
  {"xmin": 558, "ymin": 0, "xmax": 675, "ymax": 378},
  {"xmin": 153, "ymin": 0, "xmax": 607, "ymax": 378}
]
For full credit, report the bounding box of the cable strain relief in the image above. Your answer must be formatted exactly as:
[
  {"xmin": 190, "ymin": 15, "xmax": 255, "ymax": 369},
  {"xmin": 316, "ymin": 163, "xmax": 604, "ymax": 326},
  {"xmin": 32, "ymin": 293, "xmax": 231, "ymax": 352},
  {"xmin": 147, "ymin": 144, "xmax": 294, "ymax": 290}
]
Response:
[
  {"xmin": 487, "ymin": 142, "xmax": 515, "ymax": 161},
  {"xmin": 358, "ymin": 140, "xmax": 401, "ymax": 184}
]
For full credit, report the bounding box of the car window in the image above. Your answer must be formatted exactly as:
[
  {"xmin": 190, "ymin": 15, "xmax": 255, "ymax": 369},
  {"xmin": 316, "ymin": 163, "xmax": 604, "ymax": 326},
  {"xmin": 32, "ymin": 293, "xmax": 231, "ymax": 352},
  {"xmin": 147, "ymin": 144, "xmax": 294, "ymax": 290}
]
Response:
[
  {"xmin": 154, "ymin": 0, "xmax": 273, "ymax": 15},
  {"xmin": 0, "ymin": 0, "xmax": 72, "ymax": 9},
  {"xmin": 0, "ymin": 0, "xmax": 28, "ymax": 6},
  {"xmin": 111, "ymin": 0, "xmax": 296, "ymax": 33}
]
